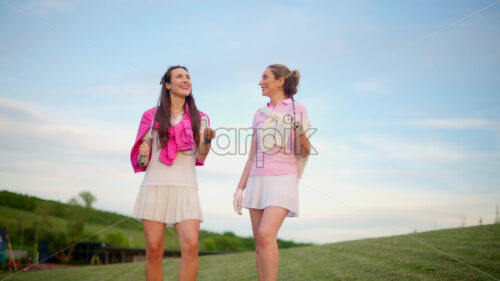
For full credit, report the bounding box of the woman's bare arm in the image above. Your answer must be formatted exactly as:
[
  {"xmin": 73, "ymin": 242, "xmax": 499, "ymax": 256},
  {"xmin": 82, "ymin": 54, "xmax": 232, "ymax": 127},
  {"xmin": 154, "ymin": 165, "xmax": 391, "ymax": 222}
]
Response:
[
  {"xmin": 294, "ymin": 124, "xmax": 311, "ymax": 158},
  {"xmin": 196, "ymin": 128, "xmax": 215, "ymax": 163},
  {"xmin": 236, "ymin": 131, "xmax": 257, "ymax": 190}
]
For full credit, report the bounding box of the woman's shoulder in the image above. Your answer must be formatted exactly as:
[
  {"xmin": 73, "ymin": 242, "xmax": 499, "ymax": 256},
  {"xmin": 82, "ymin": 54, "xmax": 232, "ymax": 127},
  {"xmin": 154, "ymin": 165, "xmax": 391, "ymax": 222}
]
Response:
[
  {"xmin": 291, "ymin": 100, "xmax": 309, "ymax": 121},
  {"xmin": 254, "ymin": 103, "xmax": 270, "ymax": 114},
  {"xmin": 292, "ymin": 101, "xmax": 307, "ymax": 112},
  {"xmin": 253, "ymin": 107, "xmax": 267, "ymax": 120},
  {"xmin": 198, "ymin": 110, "xmax": 208, "ymax": 118},
  {"xmin": 142, "ymin": 107, "xmax": 156, "ymax": 117},
  {"xmin": 139, "ymin": 107, "xmax": 156, "ymax": 123},
  {"xmin": 198, "ymin": 110, "xmax": 210, "ymax": 127}
]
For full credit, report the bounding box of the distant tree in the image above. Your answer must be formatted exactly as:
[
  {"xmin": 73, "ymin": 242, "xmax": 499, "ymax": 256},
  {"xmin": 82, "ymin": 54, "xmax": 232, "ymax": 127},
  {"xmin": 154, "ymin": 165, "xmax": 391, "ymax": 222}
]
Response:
[
  {"xmin": 495, "ymin": 205, "xmax": 500, "ymax": 224},
  {"xmin": 53, "ymin": 194, "xmax": 89, "ymax": 263},
  {"xmin": 68, "ymin": 197, "xmax": 79, "ymax": 206},
  {"xmin": 78, "ymin": 191, "xmax": 96, "ymax": 209},
  {"xmin": 479, "ymin": 217, "xmax": 483, "ymax": 226},
  {"xmin": 105, "ymin": 231, "xmax": 129, "ymax": 247},
  {"xmin": 34, "ymin": 201, "xmax": 54, "ymax": 229},
  {"xmin": 31, "ymin": 200, "xmax": 55, "ymax": 256},
  {"xmin": 17, "ymin": 217, "xmax": 24, "ymax": 251},
  {"xmin": 66, "ymin": 197, "xmax": 87, "ymax": 240},
  {"xmin": 52, "ymin": 232, "xmax": 73, "ymax": 263},
  {"xmin": 460, "ymin": 216, "xmax": 466, "ymax": 227},
  {"xmin": 202, "ymin": 238, "xmax": 217, "ymax": 250},
  {"xmin": 0, "ymin": 191, "xmax": 37, "ymax": 211}
]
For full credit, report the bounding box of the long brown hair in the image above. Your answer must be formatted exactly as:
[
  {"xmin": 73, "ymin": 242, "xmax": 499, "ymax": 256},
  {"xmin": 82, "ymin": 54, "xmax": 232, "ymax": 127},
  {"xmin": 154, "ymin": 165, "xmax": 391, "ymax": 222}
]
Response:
[{"xmin": 156, "ymin": 65, "xmax": 201, "ymax": 149}]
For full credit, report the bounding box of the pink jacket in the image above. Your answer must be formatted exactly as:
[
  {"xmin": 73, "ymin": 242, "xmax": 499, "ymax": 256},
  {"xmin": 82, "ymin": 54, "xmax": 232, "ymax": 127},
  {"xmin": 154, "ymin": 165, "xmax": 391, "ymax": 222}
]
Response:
[{"xmin": 130, "ymin": 107, "xmax": 209, "ymax": 173}]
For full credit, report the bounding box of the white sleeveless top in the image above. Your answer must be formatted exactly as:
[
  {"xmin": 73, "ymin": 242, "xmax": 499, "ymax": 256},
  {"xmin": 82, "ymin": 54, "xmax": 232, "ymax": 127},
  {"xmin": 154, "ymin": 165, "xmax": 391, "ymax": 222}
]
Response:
[{"xmin": 140, "ymin": 114, "xmax": 208, "ymax": 188}]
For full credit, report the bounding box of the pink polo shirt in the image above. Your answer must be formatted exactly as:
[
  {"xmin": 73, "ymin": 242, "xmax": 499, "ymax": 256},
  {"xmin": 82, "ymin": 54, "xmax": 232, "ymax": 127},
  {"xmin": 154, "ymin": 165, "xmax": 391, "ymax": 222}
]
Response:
[{"xmin": 249, "ymin": 98, "xmax": 309, "ymax": 177}]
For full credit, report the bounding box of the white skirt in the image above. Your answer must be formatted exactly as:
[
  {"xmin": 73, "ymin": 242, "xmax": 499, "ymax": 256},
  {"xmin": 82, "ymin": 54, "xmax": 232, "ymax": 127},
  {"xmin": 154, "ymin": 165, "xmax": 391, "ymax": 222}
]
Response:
[
  {"xmin": 133, "ymin": 185, "xmax": 203, "ymax": 226},
  {"xmin": 242, "ymin": 174, "xmax": 299, "ymax": 217}
]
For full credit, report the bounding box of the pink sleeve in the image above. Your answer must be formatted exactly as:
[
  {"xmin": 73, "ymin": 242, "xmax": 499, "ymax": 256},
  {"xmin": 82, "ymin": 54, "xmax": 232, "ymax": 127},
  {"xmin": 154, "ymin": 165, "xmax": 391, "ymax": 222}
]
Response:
[
  {"xmin": 294, "ymin": 103, "xmax": 309, "ymax": 122},
  {"xmin": 131, "ymin": 108, "xmax": 155, "ymax": 173},
  {"xmin": 251, "ymin": 111, "xmax": 260, "ymax": 129}
]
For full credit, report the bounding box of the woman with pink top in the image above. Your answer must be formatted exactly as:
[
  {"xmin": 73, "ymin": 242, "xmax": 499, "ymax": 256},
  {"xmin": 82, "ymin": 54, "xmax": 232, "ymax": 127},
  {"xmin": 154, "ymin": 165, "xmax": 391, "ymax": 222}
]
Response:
[
  {"xmin": 233, "ymin": 64, "xmax": 312, "ymax": 281},
  {"xmin": 130, "ymin": 65, "xmax": 215, "ymax": 281}
]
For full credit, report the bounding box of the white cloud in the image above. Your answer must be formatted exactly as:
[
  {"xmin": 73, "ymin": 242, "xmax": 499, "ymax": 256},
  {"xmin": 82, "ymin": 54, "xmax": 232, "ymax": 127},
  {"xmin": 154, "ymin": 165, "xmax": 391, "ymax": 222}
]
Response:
[
  {"xmin": 287, "ymin": 165, "xmax": 500, "ymax": 243},
  {"xmin": 0, "ymin": 97, "xmax": 47, "ymax": 122},
  {"xmin": 410, "ymin": 119, "xmax": 500, "ymax": 131},
  {"xmin": 312, "ymin": 138, "xmax": 365, "ymax": 161},
  {"xmin": 356, "ymin": 135, "xmax": 468, "ymax": 163},
  {"xmin": 0, "ymin": 97, "xmax": 138, "ymax": 211},
  {"xmin": 0, "ymin": 98, "xmax": 134, "ymax": 156}
]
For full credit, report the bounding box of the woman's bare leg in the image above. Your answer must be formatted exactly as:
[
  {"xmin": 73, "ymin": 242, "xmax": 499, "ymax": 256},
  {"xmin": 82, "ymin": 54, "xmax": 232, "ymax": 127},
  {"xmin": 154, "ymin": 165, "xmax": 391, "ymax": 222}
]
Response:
[
  {"xmin": 143, "ymin": 219, "xmax": 166, "ymax": 281},
  {"xmin": 249, "ymin": 208, "xmax": 264, "ymax": 281},
  {"xmin": 174, "ymin": 219, "xmax": 200, "ymax": 281},
  {"xmin": 257, "ymin": 206, "xmax": 288, "ymax": 281}
]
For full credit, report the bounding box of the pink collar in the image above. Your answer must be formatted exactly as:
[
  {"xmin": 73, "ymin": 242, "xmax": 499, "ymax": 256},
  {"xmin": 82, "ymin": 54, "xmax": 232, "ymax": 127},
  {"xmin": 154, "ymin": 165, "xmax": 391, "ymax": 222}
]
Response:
[{"xmin": 267, "ymin": 98, "xmax": 292, "ymax": 107}]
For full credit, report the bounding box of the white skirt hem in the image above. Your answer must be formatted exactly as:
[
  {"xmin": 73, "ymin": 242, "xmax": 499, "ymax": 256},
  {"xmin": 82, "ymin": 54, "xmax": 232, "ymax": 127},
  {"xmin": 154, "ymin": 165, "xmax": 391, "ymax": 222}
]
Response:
[
  {"xmin": 133, "ymin": 185, "xmax": 203, "ymax": 227},
  {"xmin": 241, "ymin": 174, "xmax": 299, "ymax": 217}
]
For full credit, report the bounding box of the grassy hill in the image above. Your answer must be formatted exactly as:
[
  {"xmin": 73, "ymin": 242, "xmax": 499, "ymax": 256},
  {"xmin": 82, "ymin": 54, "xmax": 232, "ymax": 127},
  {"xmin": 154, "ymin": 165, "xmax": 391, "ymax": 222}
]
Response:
[
  {"xmin": 0, "ymin": 190, "xmax": 310, "ymax": 254},
  {"xmin": 1, "ymin": 224, "xmax": 498, "ymax": 281}
]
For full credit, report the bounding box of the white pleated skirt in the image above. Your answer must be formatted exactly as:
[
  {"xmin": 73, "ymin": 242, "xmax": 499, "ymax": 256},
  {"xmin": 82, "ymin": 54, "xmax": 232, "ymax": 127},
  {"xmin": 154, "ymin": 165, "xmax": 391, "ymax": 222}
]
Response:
[
  {"xmin": 242, "ymin": 174, "xmax": 299, "ymax": 217},
  {"xmin": 133, "ymin": 185, "xmax": 203, "ymax": 226}
]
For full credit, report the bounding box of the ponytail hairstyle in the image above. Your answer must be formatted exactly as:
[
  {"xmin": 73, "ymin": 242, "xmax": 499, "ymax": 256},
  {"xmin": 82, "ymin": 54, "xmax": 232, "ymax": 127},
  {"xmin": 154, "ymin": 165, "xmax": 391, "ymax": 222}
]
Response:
[
  {"xmin": 156, "ymin": 65, "xmax": 201, "ymax": 149},
  {"xmin": 267, "ymin": 64, "xmax": 300, "ymax": 98}
]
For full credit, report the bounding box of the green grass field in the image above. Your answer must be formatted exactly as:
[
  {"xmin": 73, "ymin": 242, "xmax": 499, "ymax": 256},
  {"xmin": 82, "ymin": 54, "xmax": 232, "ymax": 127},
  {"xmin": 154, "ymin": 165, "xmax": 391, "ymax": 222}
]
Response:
[{"xmin": 1, "ymin": 224, "xmax": 498, "ymax": 281}]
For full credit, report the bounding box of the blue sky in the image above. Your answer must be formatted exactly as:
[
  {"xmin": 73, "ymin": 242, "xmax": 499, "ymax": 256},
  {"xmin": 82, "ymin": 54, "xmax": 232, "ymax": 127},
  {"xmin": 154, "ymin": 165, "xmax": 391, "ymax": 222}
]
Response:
[{"xmin": 1, "ymin": 0, "xmax": 499, "ymax": 244}]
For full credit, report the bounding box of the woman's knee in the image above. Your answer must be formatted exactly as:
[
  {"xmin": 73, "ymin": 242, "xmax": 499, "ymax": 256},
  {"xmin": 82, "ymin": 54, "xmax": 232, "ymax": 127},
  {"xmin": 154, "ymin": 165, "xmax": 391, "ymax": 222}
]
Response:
[
  {"xmin": 181, "ymin": 237, "xmax": 199, "ymax": 258},
  {"xmin": 253, "ymin": 237, "xmax": 260, "ymax": 254},
  {"xmin": 257, "ymin": 228, "xmax": 276, "ymax": 249},
  {"xmin": 146, "ymin": 241, "xmax": 164, "ymax": 262}
]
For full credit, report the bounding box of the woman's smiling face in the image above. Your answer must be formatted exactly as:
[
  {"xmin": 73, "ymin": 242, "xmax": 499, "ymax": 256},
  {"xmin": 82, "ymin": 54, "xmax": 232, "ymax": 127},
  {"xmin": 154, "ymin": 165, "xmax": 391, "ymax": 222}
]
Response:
[
  {"xmin": 259, "ymin": 68, "xmax": 283, "ymax": 97},
  {"xmin": 166, "ymin": 67, "xmax": 192, "ymax": 97}
]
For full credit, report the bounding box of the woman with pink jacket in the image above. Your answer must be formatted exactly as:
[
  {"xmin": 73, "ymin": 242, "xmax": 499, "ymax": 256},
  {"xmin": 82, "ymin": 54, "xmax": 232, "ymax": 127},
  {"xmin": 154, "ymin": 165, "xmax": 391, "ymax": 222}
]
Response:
[
  {"xmin": 130, "ymin": 65, "xmax": 215, "ymax": 281},
  {"xmin": 233, "ymin": 64, "xmax": 312, "ymax": 281}
]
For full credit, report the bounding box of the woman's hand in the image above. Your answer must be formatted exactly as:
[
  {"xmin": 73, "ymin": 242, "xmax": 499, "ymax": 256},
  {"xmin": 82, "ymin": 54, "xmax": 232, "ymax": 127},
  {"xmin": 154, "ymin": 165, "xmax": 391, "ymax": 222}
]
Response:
[
  {"xmin": 291, "ymin": 122, "xmax": 311, "ymax": 157},
  {"xmin": 233, "ymin": 188, "xmax": 243, "ymax": 215},
  {"xmin": 203, "ymin": 128, "xmax": 216, "ymax": 143},
  {"xmin": 291, "ymin": 121, "xmax": 305, "ymax": 136},
  {"xmin": 139, "ymin": 140, "xmax": 151, "ymax": 157},
  {"xmin": 138, "ymin": 138, "xmax": 151, "ymax": 167},
  {"xmin": 197, "ymin": 128, "xmax": 216, "ymax": 163}
]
